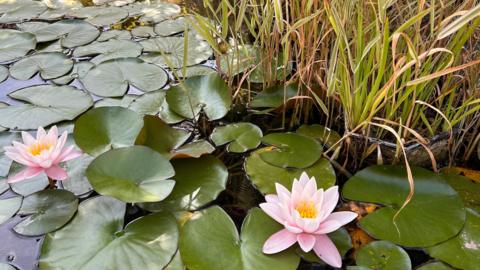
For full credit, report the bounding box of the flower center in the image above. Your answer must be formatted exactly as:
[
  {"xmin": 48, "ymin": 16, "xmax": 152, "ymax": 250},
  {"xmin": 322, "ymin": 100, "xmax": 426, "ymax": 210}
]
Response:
[
  {"xmin": 296, "ymin": 201, "xmax": 317, "ymax": 219},
  {"xmin": 28, "ymin": 141, "xmax": 53, "ymax": 156}
]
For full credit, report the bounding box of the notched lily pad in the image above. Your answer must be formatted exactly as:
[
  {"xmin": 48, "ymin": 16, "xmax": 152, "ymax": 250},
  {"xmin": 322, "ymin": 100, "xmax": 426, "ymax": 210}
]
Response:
[
  {"xmin": 10, "ymin": 52, "xmax": 73, "ymax": 80},
  {"xmin": 73, "ymin": 39, "xmax": 142, "ymax": 65},
  {"xmin": 211, "ymin": 123, "xmax": 263, "ymax": 153},
  {"xmin": 0, "ymin": 65, "xmax": 8, "ymax": 83},
  {"xmin": 0, "ymin": 196, "xmax": 22, "ymax": 224},
  {"xmin": 353, "ymin": 241, "xmax": 411, "ymax": 270},
  {"xmin": 170, "ymin": 140, "xmax": 215, "ymax": 159},
  {"xmin": 128, "ymin": 91, "xmax": 185, "ymax": 124},
  {"xmin": 0, "ymin": 29, "xmax": 36, "ymax": 63},
  {"xmin": 250, "ymin": 84, "xmax": 298, "ymax": 109}
]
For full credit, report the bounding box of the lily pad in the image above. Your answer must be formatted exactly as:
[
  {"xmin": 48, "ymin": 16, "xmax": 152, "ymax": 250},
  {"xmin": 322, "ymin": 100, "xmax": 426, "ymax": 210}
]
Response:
[
  {"xmin": 175, "ymin": 65, "xmax": 216, "ymax": 78},
  {"xmin": 135, "ymin": 2, "xmax": 181, "ymax": 23},
  {"xmin": 245, "ymin": 148, "xmax": 336, "ymax": 194},
  {"xmin": 71, "ymin": 6, "xmax": 129, "ymax": 26},
  {"xmin": 0, "ymin": 196, "xmax": 22, "ymax": 224},
  {"xmin": 9, "ymin": 162, "xmax": 49, "ymax": 196},
  {"xmin": 131, "ymin": 26, "xmax": 156, "ymax": 38},
  {"xmin": 211, "ymin": 123, "xmax": 263, "ymax": 153},
  {"xmin": 139, "ymin": 35, "xmax": 212, "ymax": 68},
  {"xmin": 166, "ymin": 73, "xmax": 231, "ymax": 120},
  {"xmin": 97, "ymin": 29, "xmax": 132, "ymax": 41},
  {"xmin": 0, "ymin": 65, "xmax": 8, "ymax": 82},
  {"xmin": 426, "ymin": 208, "xmax": 480, "ymax": 269},
  {"xmin": 134, "ymin": 115, "xmax": 190, "ymax": 158},
  {"xmin": 128, "ymin": 91, "xmax": 185, "ymax": 124},
  {"xmin": 354, "ymin": 241, "xmax": 411, "ymax": 270},
  {"xmin": 342, "ymin": 165, "xmax": 466, "ymax": 247},
  {"xmin": 40, "ymin": 196, "xmax": 178, "ymax": 270},
  {"xmin": 250, "ymin": 84, "xmax": 298, "ymax": 108},
  {"xmin": 170, "ymin": 140, "xmax": 215, "ymax": 159},
  {"xmin": 61, "ymin": 154, "xmax": 94, "ymax": 196},
  {"xmin": 0, "ymin": 2, "xmax": 47, "ymax": 23},
  {"xmin": 19, "ymin": 20, "xmax": 99, "ymax": 48},
  {"xmin": 82, "ymin": 58, "xmax": 168, "ymax": 97},
  {"xmin": 53, "ymin": 61, "xmax": 94, "ymax": 85},
  {"xmin": 13, "ymin": 189, "xmax": 78, "ymax": 236},
  {"xmin": 10, "ymin": 52, "xmax": 73, "ymax": 80},
  {"xmin": 73, "ymin": 39, "xmax": 142, "ymax": 65},
  {"xmin": 0, "ymin": 85, "xmax": 93, "ymax": 130},
  {"xmin": 86, "ymin": 146, "xmax": 175, "ymax": 203},
  {"xmin": 259, "ymin": 133, "xmax": 322, "ymax": 169},
  {"xmin": 416, "ymin": 262, "xmax": 454, "ymax": 270},
  {"xmin": 140, "ymin": 155, "xmax": 228, "ymax": 212},
  {"xmin": 74, "ymin": 107, "xmax": 144, "ymax": 156},
  {"xmin": 180, "ymin": 206, "xmax": 300, "ymax": 270},
  {"xmin": 94, "ymin": 95, "xmax": 137, "ymax": 108},
  {"xmin": 441, "ymin": 173, "xmax": 480, "ymax": 212},
  {"xmin": 296, "ymin": 124, "xmax": 342, "ymax": 149},
  {"xmin": 0, "ymin": 29, "xmax": 36, "ymax": 63},
  {"xmin": 0, "ymin": 132, "xmax": 20, "ymax": 177},
  {"xmin": 0, "ymin": 263, "xmax": 15, "ymax": 270},
  {"xmin": 154, "ymin": 16, "xmax": 192, "ymax": 36},
  {"xmin": 0, "ymin": 178, "xmax": 8, "ymax": 195}
]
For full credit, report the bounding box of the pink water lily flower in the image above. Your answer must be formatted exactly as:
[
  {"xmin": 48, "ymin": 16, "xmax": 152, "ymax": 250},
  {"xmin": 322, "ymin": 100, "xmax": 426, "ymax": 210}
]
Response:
[
  {"xmin": 4, "ymin": 126, "xmax": 82, "ymax": 183},
  {"xmin": 260, "ymin": 172, "xmax": 357, "ymax": 268}
]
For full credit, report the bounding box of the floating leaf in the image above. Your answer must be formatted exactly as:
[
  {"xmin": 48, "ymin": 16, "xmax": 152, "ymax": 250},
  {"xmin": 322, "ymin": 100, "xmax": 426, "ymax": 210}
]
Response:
[
  {"xmin": 211, "ymin": 123, "xmax": 263, "ymax": 153},
  {"xmin": 52, "ymin": 61, "xmax": 94, "ymax": 85},
  {"xmin": 19, "ymin": 20, "xmax": 99, "ymax": 48},
  {"xmin": 245, "ymin": 148, "xmax": 336, "ymax": 194},
  {"xmin": 0, "ymin": 263, "xmax": 15, "ymax": 270},
  {"xmin": 74, "ymin": 39, "xmax": 143, "ymax": 65},
  {"xmin": 140, "ymin": 35, "xmax": 212, "ymax": 68},
  {"xmin": 175, "ymin": 65, "xmax": 216, "ymax": 78},
  {"xmin": 74, "ymin": 107, "xmax": 144, "ymax": 156},
  {"xmin": 250, "ymin": 84, "xmax": 298, "ymax": 108},
  {"xmin": 135, "ymin": 2, "xmax": 181, "ymax": 23},
  {"xmin": 296, "ymin": 124, "xmax": 342, "ymax": 149},
  {"xmin": 154, "ymin": 16, "xmax": 192, "ymax": 36},
  {"xmin": 13, "ymin": 189, "xmax": 78, "ymax": 236},
  {"xmin": 441, "ymin": 173, "xmax": 480, "ymax": 212},
  {"xmin": 441, "ymin": 166, "xmax": 480, "ymax": 184},
  {"xmin": 97, "ymin": 29, "xmax": 132, "ymax": 41},
  {"xmin": 94, "ymin": 95, "xmax": 136, "ymax": 108},
  {"xmin": 10, "ymin": 52, "xmax": 73, "ymax": 80},
  {"xmin": 166, "ymin": 73, "xmax": 231, "ymax": 120},
  {"xmin": 131, "ymin": 26, "xmax": 156, "ymax": 38},
  {"xmin": 0, "ymin": 29, "xmax": 36, "ymax": 63},
  {"xmin": 343, "ymin": 165, "xmax": 466, "ymax": 247},
  {"xmin": 86, "ymin": 146, "xmax": 175, "ymax": 203},
  {"xmin": 0, "ymin": 196, "xmax": 22, "ymax": 224},
  {"xmin": 135, "ymin": 115, "xmax": 190, "ymax": 158},
  {"xmin": 71, "ymin": 6, "xmax": 129, "ymax": 26},
  {"xmin": 0, "ymin": 178, "xmax": 8, "ymax": 195},
  {"xmin": 416, "ymin": 262, "xmax": 454, "ymax": 270},
  {"xmin": 0, "ymin": 85, "xmax": 93, "ymax": 130},
  {"xmin": 0, "ymin": 132, "xmax": 20, "ymax": 177},
  {"xmin": 426, "ymin": 208, "xmax": 480, "ymax": 269},
  {"xmin": 82, "ymin": 58, "xmax": 168, "ymax": 97},
  {"xmin": 0, "ymin": 2, "xmax": 47, "ymax": 23},
  {"xmin": 353, "ymin": 241, "xmax": 411, "ymax": 270},
  {"xmin": 140, "ymin": 155, "xmax": 227, "ymax": 212},
  {"xmin": 9, "ymin": 163, "xmax": 49, "ymax": 196},
  {"xmin": 259, "ymin": 133, "xmax": 322, "ymax": 169},
  {"xmin": 128, "ymin": 91, "xmax": 185, "ymax": 123},
  {"xmin": 180, "ymin": 206, "xmax": 300, "ymax": 270},
  {"xmin": 164, "ymin": 251, "xmax": 184, "ymax": 270},
  {"xmin": 61, "ymin": 154, "xmax": 93, "ymax": 196},
  {"xmin": 171, "ymin": 140, "xmax": 215, "ymax": 159},
  {"xmin": 0, "ymin": 65, "xmax": 8, "ymax": 83},
  {"xmin": 40, "ymin": 196, "xmax": 178, "ymax": 269}
]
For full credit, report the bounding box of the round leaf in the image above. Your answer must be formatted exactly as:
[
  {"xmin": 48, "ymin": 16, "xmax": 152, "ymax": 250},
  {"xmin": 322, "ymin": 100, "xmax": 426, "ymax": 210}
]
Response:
[
  {"xmin": 86, "ymin": 146, "xmax": 175, "ymax": 203},
  {"xmin": 343, "ymin": 165, "xmax": 466, "ymax": 247},
  {"xmin": 170, "ymin": 140, "xmax": 215, "ymax": 159},
  {"xmin": 153, "ymin": 16, "xmax": 191, "ymax": 36},
  {"xmin": 259, "ymin": 133, "xmax": 322, "ymax": 168},
  {"xmin": 0, "ymin": 196, "xmax": 22, "ymax": 224},
  {"xmin": 13, "ymin": 189, "xmax": 78, "ymax": 236},
  {"xmin": 9, "ymin": 164, "xmax": 49, "ymax": 196},
  {"xmin": 10, "ymin": 52, "xmax": 73, "ymax": 80},
  {"xmin": 61, "ymin": 154, "xmax": 93, "ymax": 196},
  {"xmin": 82, "ymin": 58, "xmax": 168, "ymax": 97},
  {"xmin": 211, "ymin": 123, "xmax": 263, "ymax": 153},
  {"xmin": 73, "ymin": 39, "xmax": 142, "ymax": 65},
  {"xmin": 441, "ymin": 173, "xmax": 480, "ymax": 212},
  {"xmin": 166, "ymin": 73, "xmax": 231, "ymax": 120},
  {"xmin": 40, "ymin": 196, "xmax": 178, "ymax": 270},
  {"xmin": 0, "ymin": 85, "xmax": 93, "ymax": 130},
  {"xmin": 74, "ymin": 107, "xmax": 144, "ymax": 156},
  {"xmin": 0, "ymin": 29, "xmax": 36, "ymax": 62},
  {"xmin": 245, "ymin": 147, "xmax": 336, "ymax": 194},
  {"xmin": 296, "ymin": 124, "xmax": 342, "ymax": 149},
  {"xmin": 0, "ymin": 65, "xmax": 8, "ymax": 83},
  {"xmin": 128, "ymin": 90, "xmax": 185, "ymax": 124},
  {"xmin": 250, "ymin": 84, "xmax": 298, "ymax": 108},
  {"xmin": 180, "ymin": 206, "xmax": 300, "ymax": 270},
  {"xmin": 354, "ymin": 241, "xmax": 411, "ymax": 270},
  {"xmin": 176, "ymin": 65, "xmax": 216, "ymax": 78},
  {"xmin": 140, "ymin": 155, "xmax": 227, "ymax": 212}
]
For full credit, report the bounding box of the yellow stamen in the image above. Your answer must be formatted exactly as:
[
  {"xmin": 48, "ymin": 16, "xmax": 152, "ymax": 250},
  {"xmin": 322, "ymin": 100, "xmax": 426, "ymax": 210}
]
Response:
[
  {"xmin": 28, "ymin": 141, "xmax": 53, "ymax": 156},
  {"xmin": 296, "ymin": 201, "xmax": 317, "ymax": 219}
]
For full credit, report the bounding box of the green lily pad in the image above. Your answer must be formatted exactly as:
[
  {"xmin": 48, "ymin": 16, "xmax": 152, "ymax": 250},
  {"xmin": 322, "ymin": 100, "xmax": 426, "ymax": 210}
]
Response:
[
  {"xmin": 140, "ymin": 155, "xmax": 227, "ymax": 212},
  {"xmin": 0, "ymin": 85, "xmax": 93, "ymax": 130},
  {"xmin": 0, "ymin": 65, "xmax": 8, "ymax": 83},
  {"xmin": 86, "ymin": 146, "xmax": 175, "ymax": 203},
  {"xmin": 427, "ymin": 208, "xmax": 480, "ymax": 269},
  {"xmin": 245, "ymin": 147, "xmax": 336, "ymax": 194},
  {"xmin": 0, "ymin": 2, "xmax": 47, "ymax": 23},
  {"xmin": 61, "ymin": 154, "xmax": 94, "ymax": 196},
  {"xmin": 259, "ymin": 133, "xmax": 322, "ymax": 169},
  {"xmin": 416, "ymin": 262, "xmax": 454, "ymax": 270},
  {"xmin": 164, "ymin": 251, "xmax": 184, "ymax": 270},
  {"xmin": 37, "ymin": 40, "xmax": 65, "ymax": 53},
  {"xmin": 71, "ymin": 6, "xmax": 129, "ymax": 26},
  {"xmin": 211, "ymin": 123, "xmax": 263, "ymax": 153},
  {"xmin": 441, "ymin": 173, "xmax": 480, "ymax": 212},
  {"xmin": 154, "ymin": 16, "xmax": 192, "ymax": 36},
  {"xmin": 74, "ymin": 107, "xmax": 144, "ymax": 156},
  {"xmin": 0, "ymin": 132, "xmax": 20, "ymax": 177},
  {"xmin": 342, "ymin": 165, "xmax": 466, "ymax": 247},
  {"xmin": 131, "ymin": 26, "xmax": 156, "ymax": 38},
  {"xmin": 180, "ymin": 206, "xmax": 300, "ymax": 270},
  {"xmin": 166, "ymin": 73, "xmax": 231, "ymax": 120},
  {"xmin": 135, "ymin": 115, "xmax": 190, "ymax": 158},
  {"xmin": 139, "ymin": 35, "xmax": 212, "ymax": 68},
  {"xmin": 52, "ymin": 61, "xmax": 94, "ymax": 85},
  {"xmin": 128, "ymin": 91, "xmax": 185, "ymax": 124},
  {"xmin": 40, "ymin": 196, "xmax": 178, "ymax": 269},
  {"xmin": 97, "ymin": 29, "xmax": 132, "ymax": 41},
  {"xmin": 19, "ymin": 20, "xmax": 99, "ymax": 48},
  {"xmin": 94, "ymin": 95, "xmax": 137, "ymax": 108},
  {"xmin": 354, "ymin": 241, "xmax": 411, "ymax": 270},
  {"xmin": 0, "ymin": 263, "xmax": 15, "ymax": 270},
  {"xmin": 171, "ymin": 140, "xmax": 215, "ymax": 159},
  {"xmin": 0, "ymin": 196, "xmax": 22, "ymax": 224},
  {"xmin": 13, "ymin": 189, "xmax": 78, "ymax": 236},
  {"xmin": 73, "ymin": 39, "xmax": 142, "ymax": 65},
  {"xmin": 296, "ymin": 124, "xmax": 342, "ymax": 149},
  {"xmin": 0, "ymin": 29, "xmax": 36, "ymax": 63},
  {"xmin": 175, "ymin": 65, "xmax": 216, "ymax": 78},
  {"xmin": 0, "ymin": 178, "xmax": 8, "ymax": 195},
  {"xmin": 9, "ymin": 162, "xmax": 49, "ymax": 196},
  {"xmin": 135, "ymin": 2, "xmax": 181, "ymax": 23},
  {"xmin": 10, "ymin": 52, "xmax": 73, "ymax": 80},
  {"xmin": 250, "ymin": 84, "xmax": 298, "ymax": 108},
  {"xmin": 82, "ymin": 58, "xmax": 168, "ymax": 97}
]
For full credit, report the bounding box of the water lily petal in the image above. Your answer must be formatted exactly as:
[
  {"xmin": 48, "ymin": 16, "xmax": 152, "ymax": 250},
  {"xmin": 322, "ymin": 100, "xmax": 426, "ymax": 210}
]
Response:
[
  {"xmin": 45, "ymin": 165, "xmax": 67, "ymax": 180},
  {"xmin": 313, "ymin": 234, "xmax": 342, "ymax": 268},
  {"xmin": 284, "ymin": 222, "xmax": 303, "ymax": 233},
  {"xmin": 260, "ymin": 202, "xmax": 285, "ymax": 224},
  {"xmin": 299, "ymin": 172, "xmax": 310, "ymax": 186},
  {"xmin": 319, "ymin": 186, "xmax": 339, "ymax": 221},
  {"xmin": 324, "ymin": 211, "xmax": 357, "ymax": 226},
  {"xmin": 7, "ymin": 167, "xmax": 43, "ymax": 183},
  {"xmin": 265, "ymin": 194, "xmax": 279, "ymax": 203},
  {"xmin": 263, "ymin": 229, "xmax": 297, "ymax": 254},
  {"xmin": 297, "ymin": 233, "xmax": 316, "ymax": 252},
  {"xmin": 36, "ymin": 126, "xmax": 47, "ymax": 140},
  {"xmin": 56, "ymin": 146, "xmax": 82, "ymax": 163},
  {"xmin": 21, "ymin": 131, "xmax": 36, "ymax": 146}
]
